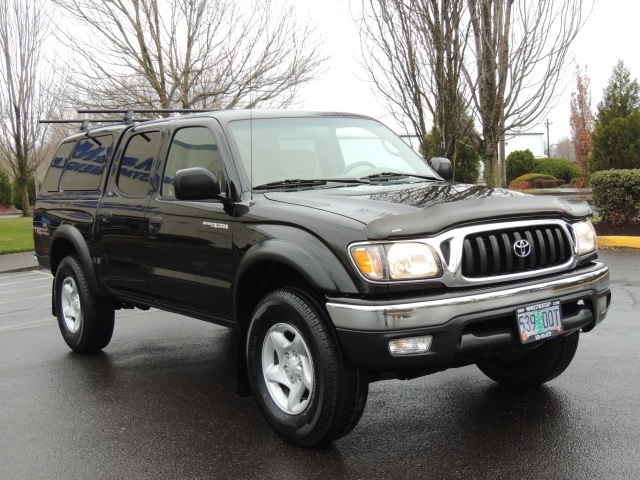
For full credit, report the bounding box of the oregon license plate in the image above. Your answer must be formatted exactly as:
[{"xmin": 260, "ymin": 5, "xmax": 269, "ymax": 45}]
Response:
[{"xmin": 516, "ymin": 300, "xmax": 563, "ymax": 344}]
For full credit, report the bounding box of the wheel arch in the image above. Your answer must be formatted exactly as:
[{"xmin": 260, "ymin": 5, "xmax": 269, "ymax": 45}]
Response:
[
  {"xmin": 235, "ymin": 242, "xmax": 327, "ymax": 334},
  {"xmin": 50, "ymin": 224, "xmax": 102, "ymax": 297}
]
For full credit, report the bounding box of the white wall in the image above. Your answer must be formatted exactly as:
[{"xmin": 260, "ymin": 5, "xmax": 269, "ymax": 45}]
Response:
[{"xmin": 504, "ymin": 132, "xmax": 546, "ymax": 158}]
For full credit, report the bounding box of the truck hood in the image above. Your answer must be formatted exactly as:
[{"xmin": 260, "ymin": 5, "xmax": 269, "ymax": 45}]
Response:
[{"xmin": 263, "ymin": 181, "xmax": 592, "ymax": 240}]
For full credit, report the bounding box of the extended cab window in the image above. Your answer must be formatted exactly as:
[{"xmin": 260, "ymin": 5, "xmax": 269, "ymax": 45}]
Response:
[
  {"xmin": 162, "ymin": 127, "xmax": 226, "ymax": 197},
  {"xmin": 116, "ymin": 131, "xmax": 161, "ymax": 196},
  {"xmin": 59, "ymin": 135, "xmax": 113, "ymax": 191},
  {"xmin": 41, "ymin": 141, "xmax": 75, "ymax": 193}
]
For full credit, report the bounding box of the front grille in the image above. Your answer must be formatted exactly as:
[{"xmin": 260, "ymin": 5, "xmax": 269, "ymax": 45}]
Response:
[{"xmin": 461, "ymin": 225, "xmax": 572, "ymax": 278}]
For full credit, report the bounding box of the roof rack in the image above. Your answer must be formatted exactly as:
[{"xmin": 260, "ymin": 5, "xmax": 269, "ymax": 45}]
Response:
[
  {"xmin": 38, "ymin": 118, "xmax": 128, "ymax": 132},
  {"xmin": 40, "ymin": 109, "xmax": 217, "ymax": 132}
]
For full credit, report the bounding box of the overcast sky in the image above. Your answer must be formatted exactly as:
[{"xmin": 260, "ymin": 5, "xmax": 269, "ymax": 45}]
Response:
[{"xmin": 297, "ymin": 0, "xmax": 639, "ymax": 147}]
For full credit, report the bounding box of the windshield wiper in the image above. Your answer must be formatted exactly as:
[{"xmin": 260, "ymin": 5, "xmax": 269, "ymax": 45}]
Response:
[
  {"xmin": 359, "ymin": 172, "xmax": 439, "ymax": 182},
  {"xmin": 253, "ymin": 178, "xmax": 373, "ymax": 190},
  {"xmin": 253, "ymin": 179, "xmax": 328, "ymax": 190}
]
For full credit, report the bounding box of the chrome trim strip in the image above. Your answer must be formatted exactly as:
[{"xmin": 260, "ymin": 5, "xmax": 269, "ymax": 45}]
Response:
[{"xmin": 326, "ymin": 264, "xmax": 609, "ymax": 331}]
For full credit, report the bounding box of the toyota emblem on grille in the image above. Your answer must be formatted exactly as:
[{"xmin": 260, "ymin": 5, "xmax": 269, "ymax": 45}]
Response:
[{"xmin": 513, "ymin": 239, "xmax": 531, "ymax": 258}]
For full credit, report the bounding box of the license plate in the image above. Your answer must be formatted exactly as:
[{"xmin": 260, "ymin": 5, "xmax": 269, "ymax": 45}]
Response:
[{"xmin": 516, "ymin": 300, "xmax": 563, "ymax": 344}]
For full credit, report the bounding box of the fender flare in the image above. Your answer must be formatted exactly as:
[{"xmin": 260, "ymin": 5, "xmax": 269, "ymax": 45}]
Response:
[
  {"xmin": 234, "ymin": 236, "xmax": 358, "ymax": 316},
  {"xmin": 50, "ymin": 224, "xmax": 103, "ymax": 296},
  {"xmin": 237, "ymin": 239, "xmax": 336, "ymax": 291}
]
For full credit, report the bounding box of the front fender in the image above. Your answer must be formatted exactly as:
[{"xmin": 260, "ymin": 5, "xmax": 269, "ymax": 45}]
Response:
[{"xmin": 237, "ymin": 238, "xmax": 356, "ymax": 294}]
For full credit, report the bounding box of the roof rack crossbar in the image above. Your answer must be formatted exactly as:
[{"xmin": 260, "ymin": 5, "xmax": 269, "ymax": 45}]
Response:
[
  {"xmin": 39, "ymin": 119, "xmax": 126, "ymax": 124},
  {"xmin": 39, "ymin": 118, "xmax": 131, "ymax": 132},
  {"xmin": 76, "ymin": 109, "xmax": 217, "ymax": 114}
]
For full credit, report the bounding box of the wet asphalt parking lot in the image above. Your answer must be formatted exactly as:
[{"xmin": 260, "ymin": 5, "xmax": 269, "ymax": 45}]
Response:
[{"xmin": 0, "ymin": 249, "xmax": 638, "ymax": 479}]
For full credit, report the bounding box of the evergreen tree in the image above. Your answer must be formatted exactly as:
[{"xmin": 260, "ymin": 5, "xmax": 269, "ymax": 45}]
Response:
[
  {"xmin": 0, "ymin": 168, "xmax": 11, "ymax": 206},
  {"xmin": 590, "ymin": 61, "xmax": 640, "ymax": 172}
]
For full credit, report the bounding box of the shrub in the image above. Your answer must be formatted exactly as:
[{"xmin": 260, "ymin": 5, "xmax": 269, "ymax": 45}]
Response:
[
  {"xmin": 533, "ymin": 157, "xmax": 582, "ymax": 184},
  {"xmin": 533, "ymin": 179, "xmax": 561, "ymax": 189},
  {"xmin": 508, "ymin": 180, "xmax": 532, "ymax": 190},
  {"xmin": 591, "ymin": 169, "xmax": 640, "ymax": 225},
  {"xmin": 512, "ymin": 173, "xmax": 557, "ymax": 184},
  {"xmin": 0, "ymin": 169, "xmax": 11, "ymax": 206},
  {"xmin": 506, "ymin": 149, "xmax": 536, "ymax": 184}
]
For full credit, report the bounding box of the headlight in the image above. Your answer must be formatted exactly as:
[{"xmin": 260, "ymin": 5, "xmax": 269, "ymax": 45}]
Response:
[
  {"xmin": 573, "ymin": 220, "xmax": 597, "ymax": 256},
  {"xmin": 349, "ymin": 242, "xmax": 442, "ymax": 282}
]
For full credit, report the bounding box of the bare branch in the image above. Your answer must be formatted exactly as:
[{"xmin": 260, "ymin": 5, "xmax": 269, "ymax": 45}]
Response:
[{"xmin": 52, "ymin": 0, "xmax": 326, "ymax": 111}]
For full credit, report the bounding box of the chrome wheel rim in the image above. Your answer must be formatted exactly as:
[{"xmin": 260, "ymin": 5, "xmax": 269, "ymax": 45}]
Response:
[
  {"xmin": 60, "ymin": 277, "xmax": 82, "ymax": 333},
  {"xmin": 261, "ymin": 323, "xmax": 314, "ymax": 415}
]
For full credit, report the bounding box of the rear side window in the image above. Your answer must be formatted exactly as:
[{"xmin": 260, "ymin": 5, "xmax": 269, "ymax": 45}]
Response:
[
  {"xmin": 116, "ymin": 131, "xmax": 161, "ymax": 196},
  {"xmin": 41, "ymin": 142, "xmax": 75, "ymax": 193},
  {"xmin": 60, "ymin": 135, "xmax": 113, "ymax": 191}
]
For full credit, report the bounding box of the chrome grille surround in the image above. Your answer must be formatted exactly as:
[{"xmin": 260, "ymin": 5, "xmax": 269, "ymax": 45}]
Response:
[{"xmin": 351, "ymin": 219, "xmax": 586, "ymax": 287}]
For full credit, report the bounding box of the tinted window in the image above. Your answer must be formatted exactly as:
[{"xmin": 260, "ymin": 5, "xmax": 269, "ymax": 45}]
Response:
[
  {"xmin": 60, "ymin": 135, "xmax": 113, "ymax": 191},
  {"xmin": 117, "ymin": 132, "xmax": 161, "ymax": 196},
  {"xmin": 162, "ymin": 127, "xmax": 226, "ymax": 197},
  {"xmin": 41, "ymin": 142, "xmax": 75, "ymax": 193}
]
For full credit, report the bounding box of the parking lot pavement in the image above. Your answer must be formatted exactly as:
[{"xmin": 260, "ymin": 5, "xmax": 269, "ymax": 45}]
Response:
[
  {"xmin": 0, "ymin": 250, "xmax": 639, "ymax": 479},
  {"xmin": 0, "ymin": 270, "xmax": 54, "ymax": 332}
]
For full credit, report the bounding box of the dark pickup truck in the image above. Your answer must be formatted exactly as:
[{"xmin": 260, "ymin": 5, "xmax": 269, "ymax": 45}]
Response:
[{"xmin": 34, "ymin": 110, "xmax": 611, "ymax": 446}]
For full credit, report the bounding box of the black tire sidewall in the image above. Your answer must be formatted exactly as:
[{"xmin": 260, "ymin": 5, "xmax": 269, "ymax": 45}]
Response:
[
  {"xmin": 54, "ymin": 256, "xmax": 98, "ymax": 352},
  {"xmin": 477, "ymin": 331, "xmax": 580, "ymax": 387},
  {"xmin": 246, "ymin": 290, "xmax": 333, "ymax": 446}
]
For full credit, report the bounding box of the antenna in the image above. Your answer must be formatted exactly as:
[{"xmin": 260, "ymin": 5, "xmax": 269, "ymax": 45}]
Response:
[{"xmin": 250, "ymin": 108, "xmax": 253, "ymax": 202}]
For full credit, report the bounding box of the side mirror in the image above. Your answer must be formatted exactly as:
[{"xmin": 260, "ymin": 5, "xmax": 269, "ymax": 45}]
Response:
[
  {"xmin": 174, "ymin": 167, "xmax": 221, "ymax": 200},
  {"xmin": 429, "ymin": 157, "xmax": 453, "ymax": 181}
]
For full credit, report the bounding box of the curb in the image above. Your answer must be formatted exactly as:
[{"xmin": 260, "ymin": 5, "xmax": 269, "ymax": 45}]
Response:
[
  {"xmin": 598, "ymin": 236, "xmax": 640, "ymax": 249},
  {"xmin": 1, "ymin": 266, "xmax": 43, "ymax": 274}
]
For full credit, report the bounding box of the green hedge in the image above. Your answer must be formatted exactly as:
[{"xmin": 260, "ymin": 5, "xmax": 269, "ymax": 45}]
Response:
[
  {"xmin": 533, "ymin": 158, "xmax": 582, "ymax": 184},
  {"xmin": 512, "ymin": 173, "xmax": 556, "ymax": 184},
  {"xmin": 591, "ymin": 169, "xmax": 640, "ymax": 225}
]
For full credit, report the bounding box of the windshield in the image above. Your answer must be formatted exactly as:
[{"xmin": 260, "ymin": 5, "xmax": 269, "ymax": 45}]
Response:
[{"xmin": 226, "ymin": 117, "xmax": 438, "ymax": 189}]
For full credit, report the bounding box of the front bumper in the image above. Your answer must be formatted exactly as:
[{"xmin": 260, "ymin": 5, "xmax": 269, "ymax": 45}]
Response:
[{"xmin": 326, "ymin": 263, "xmax": 610, "ymax": 372}]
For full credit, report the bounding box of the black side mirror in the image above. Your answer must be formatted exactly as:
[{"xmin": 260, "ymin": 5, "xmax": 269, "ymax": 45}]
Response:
[
  {"xmin": 429, "ymin": 157, "xmax": 453, "ymax": 181},
  {"xmin": 174, "ymin": 167, "xmax": 221, "ymax": 200}
]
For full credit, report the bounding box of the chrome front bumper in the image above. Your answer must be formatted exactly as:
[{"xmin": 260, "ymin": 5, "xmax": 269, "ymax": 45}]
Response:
[{"xmin": 326, "ymin": 263, "xmax": 610, "ymax": 332}]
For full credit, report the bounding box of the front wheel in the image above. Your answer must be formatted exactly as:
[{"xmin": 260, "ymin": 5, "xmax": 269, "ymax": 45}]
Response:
[
  {"xmin": 246, "ymin": 288, "xmax": 368, "ymax": 447},
  {"xmin": 476, "ymin": 331, "xmax": 580, "ymax": 388},
  {"xmin": 54, "ymin": 255, "xmax": 115, "ymax": 353}
]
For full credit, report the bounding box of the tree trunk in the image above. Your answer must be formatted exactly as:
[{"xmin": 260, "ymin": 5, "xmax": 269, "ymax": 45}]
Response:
[{"xmin": 20, "ymin": 183, "xmax": 30, "ymax": 216}]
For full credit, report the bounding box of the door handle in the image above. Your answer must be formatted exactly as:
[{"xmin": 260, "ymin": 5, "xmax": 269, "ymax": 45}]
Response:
[
  {"xmin": 101, "ymin": 212, "xmax": 113, "ymax": 223},
  {"xmin": 149, "ymin": 216, "xmax": 163, "ymax": 231}
]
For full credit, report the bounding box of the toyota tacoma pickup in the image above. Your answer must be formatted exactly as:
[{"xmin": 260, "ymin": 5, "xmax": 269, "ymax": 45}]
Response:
[{"xmin": 33, "ymin": 110, "xmax": 611, "ymax": 446}]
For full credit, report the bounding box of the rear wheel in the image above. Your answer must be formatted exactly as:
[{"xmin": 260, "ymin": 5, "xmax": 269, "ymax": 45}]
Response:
[
  {"xmin": 54, "ymin": 255, "xmax": 114, "ymax": 353},
  {"xmin": 246, "ymin": 288, "xmax": 368, "ymax": 446},
  {"xmin": 476, "ymin": 332, "xmax": 580, "ymax": 388}
]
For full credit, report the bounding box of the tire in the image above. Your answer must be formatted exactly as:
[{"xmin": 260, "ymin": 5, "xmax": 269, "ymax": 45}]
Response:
[
  {"xmin": 476, "ymin": 331, "xmax": 580, "ymax": 388},
  {"xmin": 246, "ymin": 288, "xmax": 368, "ymax": 447},
  {"xmin": 54, "ymin": 255, "xmax": 115, "ymax": 353}
]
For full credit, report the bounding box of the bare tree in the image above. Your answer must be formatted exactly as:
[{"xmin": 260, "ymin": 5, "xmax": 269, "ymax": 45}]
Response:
[
  {"xmin": 52, "ymin": 0, "xmax": 325, "ymax": 112},
  {"xmin": 358, "ymin": 0, "xmax": 475, "ymax": 161},
  {"xmin": 463, "ymin": 0, "xmax": 588, "ymax": 187},
  {"xmin": 551, "ymin": 136, "xmax": 576, "ymax": 162},
  {"xmin": 358, "ymin": 0, "xmax": 588, "ymax": 187},
  {"xmin": 0, "ymin": 0, "xmax": 57, "ymax": 215}
]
